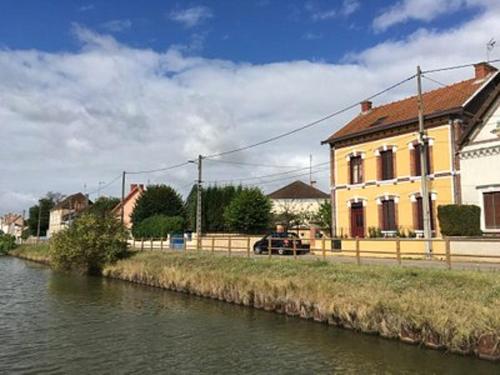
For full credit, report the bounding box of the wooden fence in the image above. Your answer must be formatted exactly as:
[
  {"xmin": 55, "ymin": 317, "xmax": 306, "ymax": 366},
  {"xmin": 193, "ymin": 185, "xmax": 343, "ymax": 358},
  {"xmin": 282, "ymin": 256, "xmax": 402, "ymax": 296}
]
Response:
[{"xmin": 129, "ymin": 236, "xmax": 500, "ymax": 269}]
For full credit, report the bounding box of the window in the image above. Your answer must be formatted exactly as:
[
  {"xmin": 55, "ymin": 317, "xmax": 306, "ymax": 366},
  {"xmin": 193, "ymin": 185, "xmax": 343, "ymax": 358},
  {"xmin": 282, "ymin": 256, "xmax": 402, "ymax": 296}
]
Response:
[
  {"xmin": 412, "ymin": 143, "xmax": 431, "ymax": 176},
  {"xmin": 381, "ymin": 199, "xmax": 397, "ymax": 231},
  {"xmin": 350, "ymin": 156, "xmax": 363, "ymax": 184},
  {"xmin": 380, "ymin": 150, "xmax": 394, "ymax": 180},
  {"xmin": 415, "ymin": 196, "xmax": 435, "ymax": 231},
  {"xmin": 483, "ymin": 192, "xmax": 500, "ymax": 229}
]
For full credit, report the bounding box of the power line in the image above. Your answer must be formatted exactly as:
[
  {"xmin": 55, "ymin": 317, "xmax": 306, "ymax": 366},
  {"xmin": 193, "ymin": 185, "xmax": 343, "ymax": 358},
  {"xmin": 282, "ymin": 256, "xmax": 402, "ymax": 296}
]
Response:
[
  {"xmin": 422, "ymin": 58, "xmax": 500, "ymax": 74},
  {"xmin": 204, "ymin": 158, "xmax": 303, "ymax": 169},
  {"xmin": 203, "ymin": 74, "xmax": 417, "ymax": 159},
  {"xmin": 243, "ymin": 168, "xmax": 330, "ymax": 188},
  {"xmin": 204, "ymin": 161, "xmax": 330, "ymax": 184},
  {"xmin": 125, "ymin": 161, "xmax": 192, "ymax": 175},
  {"xmin": 87, "ymin": 174, "xmax": 122, "ymax": 197}
]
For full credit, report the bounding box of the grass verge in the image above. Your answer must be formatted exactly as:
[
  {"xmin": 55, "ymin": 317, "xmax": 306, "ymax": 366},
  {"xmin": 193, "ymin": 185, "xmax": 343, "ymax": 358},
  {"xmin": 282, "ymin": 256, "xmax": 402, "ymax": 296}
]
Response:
[
  {"xmin": 9, "ymin": 244, "xmax": 51, "ymax": 264},
  {"xmin": 9, "ymin": 246, "xmax": 500, "ymax": 360}
]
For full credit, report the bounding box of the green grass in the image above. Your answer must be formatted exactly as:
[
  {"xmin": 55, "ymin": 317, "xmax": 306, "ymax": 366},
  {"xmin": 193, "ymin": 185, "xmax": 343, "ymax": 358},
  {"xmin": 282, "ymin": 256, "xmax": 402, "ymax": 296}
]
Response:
[
  {"xmin": 104, "ymin": 252, "xmax": 500, "ymax": 356},
  {"xmin": 9, "ymin": 244, "xmax": 51, "ymax": 263}
]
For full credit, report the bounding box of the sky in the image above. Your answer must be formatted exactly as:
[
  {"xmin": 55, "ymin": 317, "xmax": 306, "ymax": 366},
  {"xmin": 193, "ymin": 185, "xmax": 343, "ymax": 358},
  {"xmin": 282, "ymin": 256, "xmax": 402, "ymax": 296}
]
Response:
[{"xmin": 1, "ymin": 0, "xmax": 500, "ymax": 214}]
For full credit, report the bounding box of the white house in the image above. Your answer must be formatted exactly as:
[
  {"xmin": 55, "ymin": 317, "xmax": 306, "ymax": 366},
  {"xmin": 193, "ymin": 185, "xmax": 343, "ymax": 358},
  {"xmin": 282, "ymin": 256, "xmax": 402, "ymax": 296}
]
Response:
[
  {"xmin": 459, "ymin": 63, "xmax": 500, "ymax": 234},
  {"xmin": 267, "ymin": 180, "xmax": 329, "ymax": 224},
  {"xmin": 47, "ymin": 193, "xmax": 90, "ymax": 237},
  {"xmin": 0, "ymin": 213, "xmax": 24, "ymax": 238}
]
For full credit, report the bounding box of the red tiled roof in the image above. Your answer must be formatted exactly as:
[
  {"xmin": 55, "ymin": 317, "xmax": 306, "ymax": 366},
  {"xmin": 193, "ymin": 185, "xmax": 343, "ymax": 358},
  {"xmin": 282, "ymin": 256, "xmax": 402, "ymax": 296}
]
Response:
[
  {"xmin": 111, "ymin": 185, "xmax": 144, "ymax": 213},
  {"xmin": 268, "ymin": 180, "xmax": 329, "ymax": 200},
  {"xmin": 324, "ymin": 77, "xmax": 487, "ymax": 144}
]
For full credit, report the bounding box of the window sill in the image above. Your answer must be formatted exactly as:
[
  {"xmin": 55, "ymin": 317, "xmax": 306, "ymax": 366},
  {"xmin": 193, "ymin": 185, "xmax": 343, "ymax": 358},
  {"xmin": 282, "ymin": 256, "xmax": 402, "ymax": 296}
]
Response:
[{"xmin": 377, "ymin": 179, "xmax": 397, "ymax": 185}]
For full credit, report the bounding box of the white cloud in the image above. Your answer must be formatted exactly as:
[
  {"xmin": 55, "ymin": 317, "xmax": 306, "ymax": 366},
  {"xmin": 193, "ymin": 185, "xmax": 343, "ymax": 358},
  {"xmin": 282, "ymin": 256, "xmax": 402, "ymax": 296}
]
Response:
[
  {"xmin": 78, "ymin": 4, "xmax": 95, "ymax": 12},
  {"xmin": 101, "ymin": 19, "xmax": 132, "ymax": 33},
  {"xmin": 341, "ymin": 0, "xmax": 360, "ymax": 16},
  {"xmin": 373, "ymin": 0, "xmax": 495, "ymax": 32},
  {"xmin": 306, "ymin": 0, "xmax": 359, "ymax": 21},
  {"xmin": 1, "ymin": 4, "xmax": 499, "ymax": 214},
  {"xmin": 302, "ymin": 32, "xmax": 323, "ymax": 40},
  {"xmin": 168, "ymin": 6, "xmax": 213, "ymax": 28}
]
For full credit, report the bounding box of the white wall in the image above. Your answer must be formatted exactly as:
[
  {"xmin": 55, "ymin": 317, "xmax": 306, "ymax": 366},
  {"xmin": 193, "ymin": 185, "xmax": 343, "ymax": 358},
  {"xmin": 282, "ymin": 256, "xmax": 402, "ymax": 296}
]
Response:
[{"xmin": 460, "ymin": 100, "xmax": 500, "ymax": 232}]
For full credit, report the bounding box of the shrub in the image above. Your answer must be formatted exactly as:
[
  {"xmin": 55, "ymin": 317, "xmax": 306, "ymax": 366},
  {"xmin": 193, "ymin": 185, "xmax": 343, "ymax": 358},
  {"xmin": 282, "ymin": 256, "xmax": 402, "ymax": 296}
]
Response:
[
  {"xmin": 132, "ymin": 215, "xmax": 184, "ymax": 239},
  {"xmin": 437, "ymin": 204, "xmax": 482, "ymax": 237},
  {"xmin": 224, "ymin": 188, "xmax": 271, "ymax": 234},
  {"xmin": 0, "ymin": 233, "xmax": 16, "ymax": 254},
  {"xmin": 50, "ymin": 213, "xmax": 128, "ymax": 274}
]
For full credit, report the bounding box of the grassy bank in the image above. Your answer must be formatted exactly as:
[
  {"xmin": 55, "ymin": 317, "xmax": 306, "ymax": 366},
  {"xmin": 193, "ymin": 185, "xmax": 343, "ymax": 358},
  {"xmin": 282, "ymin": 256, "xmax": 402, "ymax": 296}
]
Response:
[
  {"xmin": 9, "ymin": 244, "xmax": 51, "ymax": 264},
  {"xmin": 9, "ymin": 245, "xmax": 500, "ymax": 360}
]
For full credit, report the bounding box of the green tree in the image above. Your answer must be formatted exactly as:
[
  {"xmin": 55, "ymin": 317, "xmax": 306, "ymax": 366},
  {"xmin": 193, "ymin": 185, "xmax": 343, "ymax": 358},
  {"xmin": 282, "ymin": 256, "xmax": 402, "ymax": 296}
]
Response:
[
  {"xmin": 87, "ymin": 196, "xmax": 120, "ymax": 219},
  {"xmin": 133, "ymin": 215, "xmax": 184, "ymax": 238},
  {"xmin": 313, "ymin": 200, "xmax": 332, "ymax": 236},
  {"xmin": 50, "ymin": 213, "xmax": 128, "ymax": 275},
  {"xmin": 131, "ymin": 185, "xmax": 184, "ymax": 229},
  {"xmin": 224, "ymin": 187, "xmax": 271, "ymax": 234},
  {"xmin": 27, "ymin": 196, "xmax": 55, "ymax": 237},
  {"xmin": 0, "ymin": 232, "xmax": 16, "ymax": 254},
  {"xmin": 185, "ymin": 185, "xmax": 242, "ymax": 232}
]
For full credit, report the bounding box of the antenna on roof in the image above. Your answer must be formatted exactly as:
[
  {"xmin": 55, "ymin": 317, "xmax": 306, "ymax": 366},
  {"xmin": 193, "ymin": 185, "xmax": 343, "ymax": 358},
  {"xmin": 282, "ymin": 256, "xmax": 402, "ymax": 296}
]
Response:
[{"xmin": 487, "ymin": 38, "xmax": 496, "ymax": 62}]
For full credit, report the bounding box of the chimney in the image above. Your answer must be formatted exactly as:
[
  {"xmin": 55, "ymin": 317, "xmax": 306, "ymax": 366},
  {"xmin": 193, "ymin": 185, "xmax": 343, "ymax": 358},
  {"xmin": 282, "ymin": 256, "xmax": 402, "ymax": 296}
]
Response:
[
  {"xmin": 361, "ymin": 100, "xmax": 372, "ymax": 113},
  {"xmin": 474, "ymin": 62, "xmax": 497, "ymax": 80},
  {"xmin": 130, "ymin": 184, "xmax": 137, "ymax": 192}
]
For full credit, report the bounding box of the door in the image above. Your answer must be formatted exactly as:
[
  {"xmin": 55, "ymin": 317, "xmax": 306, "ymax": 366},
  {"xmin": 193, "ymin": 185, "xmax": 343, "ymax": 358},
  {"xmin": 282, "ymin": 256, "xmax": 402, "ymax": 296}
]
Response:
[{"xmin": 351, "ymin": 203, "xmax": 365, "ymax": 238}]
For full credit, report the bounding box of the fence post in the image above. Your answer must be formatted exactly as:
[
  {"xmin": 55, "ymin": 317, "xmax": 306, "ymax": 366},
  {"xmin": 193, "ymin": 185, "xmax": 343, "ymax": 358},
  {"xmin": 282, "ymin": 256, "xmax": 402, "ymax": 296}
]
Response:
[
  {"xmin": 211, "ymin": 237, "xmax": 215, "ymax": 254},
  {"xmin": 396, "ymin": 237, "xmax": 401, "ymax": 265},
  {"xmin": 150, "ymin": 238, "xmax": 153, "ymax": 251},
  {"xmin": 268, "ymin": 237, "xmax": 272, "ymax": 259},
  {"xmin": 355, "ymin": 237, "xmax": 360, "ymax": 265},
  {"xmin": 141, "ymin": 238, "xmax": 144, "ymax": 252},
  {"xmin": 160, "ymin": 237, "xmax": 163, "ymax": 251},
  {"xmin": 132, "ymin": 238, "xmax": 135, "ymax": 249},
  {"xmin": 322, "ymin": 237, "xmax": 326, "ymax": 261},
  {"xmin": 445, "ymin": 237, "xmax": 451, "ymax": 270},
  {"xmin": 228, "ymin": 237, "xmax": 232, "ymax": 256},
  {"xmin": 293, "ymin": 239, "xmax": 297, "ymax": 260},
  {"xmin": 247, "ymin": 237, "xmax": 251, "ymax": 258}
]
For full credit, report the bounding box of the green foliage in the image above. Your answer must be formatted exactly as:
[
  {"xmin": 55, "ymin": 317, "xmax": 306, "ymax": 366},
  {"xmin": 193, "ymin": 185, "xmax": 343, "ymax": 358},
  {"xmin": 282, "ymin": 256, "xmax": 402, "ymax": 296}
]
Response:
[
  {"xmin": 132, "ymin": 215, "xmax": 184, "ymax": 238},
  {"xmin": 185, "ymin": 185, "xmax": 243, "ymax": 232},
  {"xmin": 50, "ymin": 213, "xmax": 128, "ymax": 274},
  {"xmin": 87, "ymin": 196, "xmax": 120, "ymax": 219},
  {"xmin": 224, "ymin": 187, "xmax": 271, "ymax": 234},
  {"xmin": 27, "ymin": 196, "xmax": 56, "ymax": 236},
  {"xmin": 0, "ymin": 232, "xmax": 16, "ymax": 254},
  {"xmin": 312, "ymin": 200, "xmax": 332, "ymax": 235},
  {"xmin": 131, "ymin": 185, "xmax": 184, "ymax": 231},
  {"xmin": 438, "ymin": 204, "xmax": 482, "ymax": 236},
  {"xmin": 368, "ymin": 227, "xmax": 383, "ymax": 238}
]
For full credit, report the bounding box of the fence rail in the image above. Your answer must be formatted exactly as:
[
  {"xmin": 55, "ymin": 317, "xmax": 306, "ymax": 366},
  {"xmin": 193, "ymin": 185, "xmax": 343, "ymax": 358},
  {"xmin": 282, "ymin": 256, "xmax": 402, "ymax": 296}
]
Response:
[{"xmin": 128, "ymin": 235, "xmax": 500, "ymax": 270}]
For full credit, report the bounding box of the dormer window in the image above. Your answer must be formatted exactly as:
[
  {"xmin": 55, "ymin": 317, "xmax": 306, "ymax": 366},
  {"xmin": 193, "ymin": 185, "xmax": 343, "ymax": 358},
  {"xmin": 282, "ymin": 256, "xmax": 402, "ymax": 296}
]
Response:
[{"xmin": 349, "ymin": 156, "xmax": 363, "ymax": 185}]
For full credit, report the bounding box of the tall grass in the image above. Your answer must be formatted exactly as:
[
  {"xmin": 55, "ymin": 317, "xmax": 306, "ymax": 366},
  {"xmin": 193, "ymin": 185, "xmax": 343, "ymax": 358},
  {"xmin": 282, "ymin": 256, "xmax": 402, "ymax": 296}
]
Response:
[
  {"xmin": 104, "ymin": 252, "xmax": 500, "ymax": 360},
  {"xmin": 9, "ymin": 244, "xmax": 51, "ymax": 264}
]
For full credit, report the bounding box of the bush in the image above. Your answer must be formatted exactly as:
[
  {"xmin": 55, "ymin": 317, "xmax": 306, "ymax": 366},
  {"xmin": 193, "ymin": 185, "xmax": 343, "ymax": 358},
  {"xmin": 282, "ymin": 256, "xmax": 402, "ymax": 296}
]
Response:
[
  {"xmin": 132, "ymin": 215, "xmax": 184, "ymax": 239},
  {"xmin": 224, "ymin": 188, "xmax": 271, "ymax": 234},
  {"xmin": 437, "ymin": 204, "xmax": 482, "ymax": 236},
  {"xmin": 0, "ymin": 233, "xmax": 16, "ymax": 254},
  {"xmin": 50, "ymin": 213, "xmax": 128, "ymax": 274}
]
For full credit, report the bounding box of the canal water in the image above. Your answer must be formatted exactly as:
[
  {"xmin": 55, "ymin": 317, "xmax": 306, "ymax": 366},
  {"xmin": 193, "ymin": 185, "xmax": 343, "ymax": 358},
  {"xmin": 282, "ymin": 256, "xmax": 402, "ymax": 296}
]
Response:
[{"xmin": 1, "ymin": 257, "xmax": 498, "ymax": 374}]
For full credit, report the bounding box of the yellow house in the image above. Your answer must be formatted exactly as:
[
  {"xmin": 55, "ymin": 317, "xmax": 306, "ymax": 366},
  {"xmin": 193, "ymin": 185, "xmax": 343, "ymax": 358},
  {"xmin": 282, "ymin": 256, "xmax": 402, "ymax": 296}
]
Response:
[{"xmin": 323, "ymin": 62, "xmax": 499, "ymax": 238}]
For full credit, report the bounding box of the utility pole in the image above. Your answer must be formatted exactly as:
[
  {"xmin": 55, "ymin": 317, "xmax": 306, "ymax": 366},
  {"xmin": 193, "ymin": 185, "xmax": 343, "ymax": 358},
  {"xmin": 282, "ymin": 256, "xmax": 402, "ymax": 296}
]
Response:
[
  {"xmin": 36, "ymin": 200, "xmax": 41, "ymax": 244},
  {"xmin": 120, "ymin": 171, "xmax": 126, "ymax": 225},
  {"xmin": 196, "ymin": 155, "xmax": 203, "ymax": 250},
  {"xmin": 416, "ymin": 66, "xmax": 432, "ymax": 256}
]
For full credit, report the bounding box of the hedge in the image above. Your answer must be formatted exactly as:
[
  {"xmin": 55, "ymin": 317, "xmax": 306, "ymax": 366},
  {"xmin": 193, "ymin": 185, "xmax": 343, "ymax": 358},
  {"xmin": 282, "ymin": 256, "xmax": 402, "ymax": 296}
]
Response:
[
  {"xmin": 437, "ymin": 204, "xmax": 482, "ymax": 236},
  {"xmin": 132, "ymin": 215, "xmax": 184, "ymax": 239}
]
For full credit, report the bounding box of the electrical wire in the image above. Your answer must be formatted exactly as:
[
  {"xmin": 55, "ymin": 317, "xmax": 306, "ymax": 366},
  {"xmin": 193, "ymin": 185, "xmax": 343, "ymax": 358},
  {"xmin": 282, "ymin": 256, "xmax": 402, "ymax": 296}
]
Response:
[
  {"xmin": 87, "ymin": 174, "xmax": 122, "ymax": 196},
  {"xmin": 203, "ymin": 74, "xmax": 417, "ymax": 159},
  {"xmin": 126, "ymin": 161, "xmax": 192, "ymax": 175},
  {"xmin": 204, "ymin": 161, "xmax": 330, "ymax": 184},
  {"xmin": 422, "ymin": 58, "xmax": 500, "ymax": 74},
  {"xmin": 204, "ymin": 158, "xmax": 303, "ymax": 169}
]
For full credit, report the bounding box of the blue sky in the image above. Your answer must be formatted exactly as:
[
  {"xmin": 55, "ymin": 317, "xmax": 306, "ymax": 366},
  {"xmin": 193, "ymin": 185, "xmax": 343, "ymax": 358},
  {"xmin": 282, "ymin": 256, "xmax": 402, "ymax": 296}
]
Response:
[
  {"xmin": 0, "ymin": 0, "xmax": 499, "ymax": 213},
  {"xmin": 0, "ymin": 0, "xmax": 481, "ymax": 63}
]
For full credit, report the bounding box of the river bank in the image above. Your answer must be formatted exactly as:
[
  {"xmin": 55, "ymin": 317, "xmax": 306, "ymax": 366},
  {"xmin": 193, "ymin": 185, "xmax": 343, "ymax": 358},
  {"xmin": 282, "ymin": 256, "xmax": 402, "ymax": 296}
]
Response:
[{"xmin": 9, "ymin": 245, "xmax": 500, "ymax": 361}]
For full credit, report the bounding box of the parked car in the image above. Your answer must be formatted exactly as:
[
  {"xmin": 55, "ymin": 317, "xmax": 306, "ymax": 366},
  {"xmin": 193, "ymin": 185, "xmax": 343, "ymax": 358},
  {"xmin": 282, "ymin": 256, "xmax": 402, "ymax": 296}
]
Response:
[{"xmin": 253, "ymin": 232, "xmax": 310, "ymax": 255}]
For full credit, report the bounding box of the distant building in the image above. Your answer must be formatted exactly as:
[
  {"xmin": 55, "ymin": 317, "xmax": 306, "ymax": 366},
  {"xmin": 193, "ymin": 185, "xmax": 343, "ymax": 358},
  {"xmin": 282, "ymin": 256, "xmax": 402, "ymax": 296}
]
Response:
[
  {"xmin": 0, "ymin": 213, "xmax": 24, "ymax": 238},
  {"xmin": 268, "ymin": 180, "xmax": 329, "ymax": 224},
  {"xmin": 48, "ymin": 193, "xmax": 91, "ymax": 237},
  {"xmin": 112, "ymin": 184, "xmax": 145, "ymax": 229}
]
